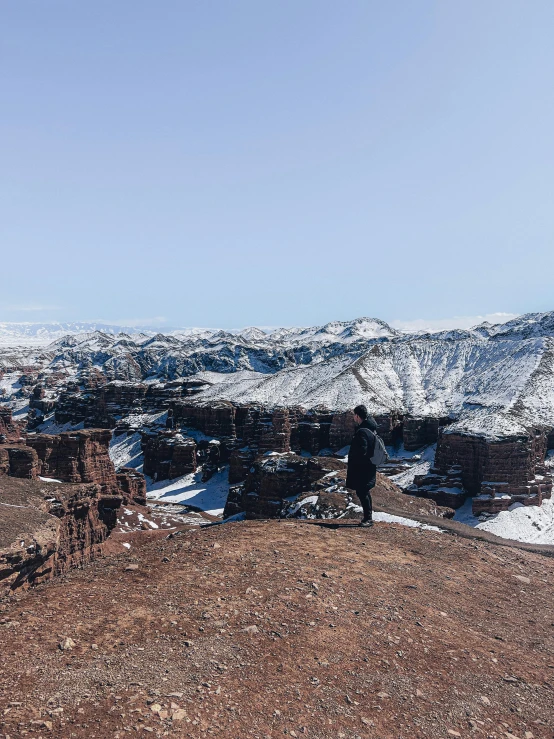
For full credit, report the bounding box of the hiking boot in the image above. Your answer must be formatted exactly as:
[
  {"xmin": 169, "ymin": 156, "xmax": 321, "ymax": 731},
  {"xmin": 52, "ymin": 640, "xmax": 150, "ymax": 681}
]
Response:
[{"xmin": 359, "ymin": 519, "xmax": 374, "ymax": 528}]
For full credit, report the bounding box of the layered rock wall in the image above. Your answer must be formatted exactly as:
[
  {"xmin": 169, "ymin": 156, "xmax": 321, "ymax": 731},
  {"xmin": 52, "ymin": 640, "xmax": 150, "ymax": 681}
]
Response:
[
  {"xmin": 0, "ymin": 407, "xmax": 25, "ymax": 443},
  {"xmin": 0, "ymin": 478, "xmax": 146, "ymax": 592},
  {"xmin": 142, "ymin": 431, "xmax": 197, "ymax": 481},
  {"xmin": 26, "ymin": 430, "xmax": 117, "ymax": 486},
  {"xmin": 225, "ymin": 453, "xmax": 309, "ymax": 519},
  {"xmin": 0, "ymin": 446, "xmax": 39, "ymax": 478},
  {"xmin": 433, "ymin": 428, "xmax": 553, "ymax": 514}
]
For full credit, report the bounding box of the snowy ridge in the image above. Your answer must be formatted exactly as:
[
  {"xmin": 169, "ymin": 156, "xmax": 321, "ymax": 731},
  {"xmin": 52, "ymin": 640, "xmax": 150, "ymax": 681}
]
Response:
[{"xmin": 3, "ymin": 311, "xmax": 554, "ymax": 439}]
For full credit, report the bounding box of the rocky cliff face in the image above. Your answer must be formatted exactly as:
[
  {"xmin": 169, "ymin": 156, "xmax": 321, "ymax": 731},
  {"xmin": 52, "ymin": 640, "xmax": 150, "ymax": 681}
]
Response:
[
  {"xmin": 0, "ymin": 476, "xmax": 145, "ymax": 592},
  {"xmin": 0, "ymin": 407, "xmax": 25, "ymax": 443},
  {"xmin": 431, "ymin": 428, "xmax": 553, "ymax": 514},
  {"xmin": 141, "ymin": 431, "xmax": 197, "ymax": 481},
  {"xmin": 0, "ymin": 445, "xmax": 39, "ymax": 478},
  {"xmin": 224, "ymin": 453, "xmax": 310, "ymax": 519},
  {"xmin": 1, "ymin": 429, "xmax": 147, "ymax": 507},
  {"xmin": 25, "ymin": 429, "xmax": 117, "ymax": 485}
]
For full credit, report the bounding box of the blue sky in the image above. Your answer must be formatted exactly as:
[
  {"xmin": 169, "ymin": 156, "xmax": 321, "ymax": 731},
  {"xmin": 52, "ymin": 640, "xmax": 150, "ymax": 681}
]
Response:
[{"xmin": 2, "ymin": 1, "xmax": 554, "ymax": 329}]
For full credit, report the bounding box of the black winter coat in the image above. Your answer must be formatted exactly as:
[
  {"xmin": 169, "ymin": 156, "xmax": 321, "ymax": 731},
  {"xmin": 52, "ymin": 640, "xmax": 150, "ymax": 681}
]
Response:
[{"xmin": 346, "ymin": 417, "xmax": 378, "ymax": 490}]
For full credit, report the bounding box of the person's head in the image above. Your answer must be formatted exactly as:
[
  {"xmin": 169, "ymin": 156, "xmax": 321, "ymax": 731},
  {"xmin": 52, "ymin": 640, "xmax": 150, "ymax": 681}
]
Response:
[{"xmin": 353, "ymin": 404, "xmax": 368, "ymax": 425}]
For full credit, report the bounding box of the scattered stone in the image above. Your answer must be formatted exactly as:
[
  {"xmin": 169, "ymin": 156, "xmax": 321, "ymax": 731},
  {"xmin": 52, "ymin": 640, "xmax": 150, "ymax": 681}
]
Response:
[
  {"xmin": 59, "ymin": 637, "xmax": 75, "ymax": 651},
  {"xmin": 125, "ymin": 564, "xmax": 139, "ymax": 572},
  {"xmin": 243, "ymin": 625, "xmax": 259, "ymax": 635}
]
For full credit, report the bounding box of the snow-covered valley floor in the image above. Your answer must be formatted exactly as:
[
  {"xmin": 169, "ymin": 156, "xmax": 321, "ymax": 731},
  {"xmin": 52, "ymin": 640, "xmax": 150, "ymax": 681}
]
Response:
[{"xmin": 146, "ymin": 468, "xmax": 230, "ymax": 517}]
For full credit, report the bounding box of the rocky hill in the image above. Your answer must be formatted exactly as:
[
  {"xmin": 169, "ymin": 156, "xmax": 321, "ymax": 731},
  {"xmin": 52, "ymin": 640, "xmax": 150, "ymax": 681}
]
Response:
[{"xmin": 0, "ymin": 517, "xmax": 553, "ymax": 738}]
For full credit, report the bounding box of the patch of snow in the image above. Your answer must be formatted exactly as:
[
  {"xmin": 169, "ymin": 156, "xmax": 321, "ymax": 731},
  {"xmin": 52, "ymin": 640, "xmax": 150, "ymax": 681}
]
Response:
[
  {"xmin": 109, "ymin": 431, "xmax": 143, "ymax": 470},
  {"xmin": 373, "ymin": 511, "xmax": 443, "ymax": 532},
  {"xmin": 35, "ymin": 417, "xmax": 85, "ymax": 435},
  {"xmin": 146, "ymin": 467, "xmax": 230, "ymax": 516},
  {"xmin": 389, "ymin": 444, "xmax": 436, "ymax": 488},
  {"xmin": 454, "ymin": 496, "xmax": 554, "ymax": 544},
  {"xmin": 136, "ymin": 512, "xmax": 158, "ymax": 529}
]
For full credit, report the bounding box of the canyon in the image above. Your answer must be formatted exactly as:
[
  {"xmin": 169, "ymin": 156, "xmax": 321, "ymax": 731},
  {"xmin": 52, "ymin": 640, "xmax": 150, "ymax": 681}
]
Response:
[{"xmin": 2, "ymin": 311, "xmax": 554, "ymax": 549}]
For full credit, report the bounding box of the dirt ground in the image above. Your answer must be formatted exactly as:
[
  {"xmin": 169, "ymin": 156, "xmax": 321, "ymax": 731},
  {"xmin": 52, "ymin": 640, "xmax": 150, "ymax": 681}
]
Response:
[{"xmin": 1, "ymin": 519, "xmax": 553, "ymax": 739}]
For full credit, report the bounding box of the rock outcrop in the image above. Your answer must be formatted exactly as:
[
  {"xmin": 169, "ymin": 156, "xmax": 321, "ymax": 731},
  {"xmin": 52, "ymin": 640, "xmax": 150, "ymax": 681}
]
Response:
[
  {"xmin": 116, "ymin": 467, "xmax": 147, "ymax": 505},
  {"xmin": 0, "ymin": 407, "xmax": 25, "ymax": 443},
  {"xmin": 25, "ymin": 429, "xmax": 117, "ymax": 486},
  {"xmin": 411, "ymin": 464, "xmax": 467, "ymax": 509},
  {"xmin": 0, "ymin": 445, "xmax": 39, "ymax": 478},
  {"xmin": 141, "ymin": 431, "xmax": 197, "ymax": 481},
  {"xmin": 0, "ymin": 476, "xmax": 145, "ymax": 592},
  {"xmin": 224, "ymin": 453, "xmax": 310, "ymax": 519},
  {"xmin": 433, "ymin": 428, "xmax": 553, "ymax": 514}
]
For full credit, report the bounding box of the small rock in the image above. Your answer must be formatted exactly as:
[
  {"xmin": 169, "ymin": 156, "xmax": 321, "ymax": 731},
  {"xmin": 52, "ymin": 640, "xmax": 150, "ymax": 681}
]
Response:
[
  {"xmin": 150, "ymin": 703, "xmax": 162, "ymax": 714},
  {"xmin": 376, "ymin": 692, "xmax": 390, "ymax": 699},
  {"xmin": 91, "ymin": 644, "xmax": 98, "ymax": 650},
  {"xmin": 243, "ymin": 625, "xmax": 259, "ymax": 635},
  {"xmin": 447, "ymin": 732, "xmax": 461, "ymax": 737},
  {"xmin": 183, "ymin": 640, "xmax": 193, "ymax": 647},
  {"xmin": 513, "ymin": 575, "xmax": 530, "ymax": 584},
  {"xmin": 480, "ymin": 696, "xmax": 491, "ymax": 705},
  {"xmin": 525, "ymin": 732, "xmax": 534, "ymax": 738},
  {"xmin": 416, "ymin": 689, "xmax": 425, "ymax": 698},
  {"xmin": 172, "ymin": 709, "xmax": 186, "ymax": 721},
  {"xmin": 503, "ymin": 676, "xmax": 518, "ymax": 683},
  {"xmin": 212, "ymin": 543, "xmax": 221, "ymax": 549},
  {"xmin": 59, "ymin": 637, "xmax": 75, "ymax": 651},
  {"xmin": 125, "ymin": 564, "xmax": 139, "ymax": 571}
]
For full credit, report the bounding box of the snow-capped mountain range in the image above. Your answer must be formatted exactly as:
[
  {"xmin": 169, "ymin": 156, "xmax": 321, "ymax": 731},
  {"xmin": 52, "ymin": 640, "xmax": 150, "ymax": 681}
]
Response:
[{"xmin": 2, "ymin": 313, "xmax": 554, "ymax": 439}]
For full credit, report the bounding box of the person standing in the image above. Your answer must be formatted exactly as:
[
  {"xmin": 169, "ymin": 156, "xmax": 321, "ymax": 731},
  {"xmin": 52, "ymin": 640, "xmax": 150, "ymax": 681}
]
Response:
[{"xmin": 346, "ymin": 404, "xmax": 378, "ymax": 527}]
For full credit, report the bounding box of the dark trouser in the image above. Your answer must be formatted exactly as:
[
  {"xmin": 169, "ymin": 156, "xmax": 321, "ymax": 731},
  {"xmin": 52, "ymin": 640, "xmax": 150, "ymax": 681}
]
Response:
[{"xmin": 356, "ymin": 485, "xmax": 374, "ymax": 521}]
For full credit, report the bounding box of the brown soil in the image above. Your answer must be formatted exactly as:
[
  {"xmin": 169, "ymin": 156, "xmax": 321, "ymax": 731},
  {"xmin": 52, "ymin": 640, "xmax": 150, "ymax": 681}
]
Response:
[{"xmin": 1, "ymin": 519, "xmax": 553, "ymax": 739}]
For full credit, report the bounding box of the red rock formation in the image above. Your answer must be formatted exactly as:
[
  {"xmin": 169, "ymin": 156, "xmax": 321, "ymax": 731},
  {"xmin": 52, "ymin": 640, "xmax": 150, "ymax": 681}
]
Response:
[
  {"xmin": 328, "ymin": 411, "xmax": 356, "ymax": 451},
  {"xmin": 403, "ymin": 416, "xmax": 441, "ymax": 451},
  {"xmin": 0, "ymin": 407, "xmax": 25, "ymax": 443},
  {"xmin": 228, "ymin": 446, "xmax": 257, "ymax": 484},
  {"xmin": 433, "ymin": 427, "xmax": 553, "ymax": 514},
  {"xmin": 411, "ymin": 464, "xmax": 467, "ymax": 509},
  {"xmin": 224, "ymin": 453, "xmax": 310, "ymax": 519},
  {"xmin": 173, "ymin": 401, "xmax": 237, "ymax": 438},
  {"xmin": 26, "ymin": 429, "xmax": 117, "ymax": 486},
  {"xmin": 142, "ymin": 431, "xmax": 197, "ymax": 481},
  {"xmin": 0, "ymin": 477, "xmax": 145, "ymax": 592},
  {"xmin": 307, "ymin": 456, "xmax": 347, "ymax": 486},
  {"xmin": 116, "ymin": 468, "xmax": 147, "ymax": 505},
  {"xmin": 0, "ymin": 445, "xmax": 39, "ymax": 478}
]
